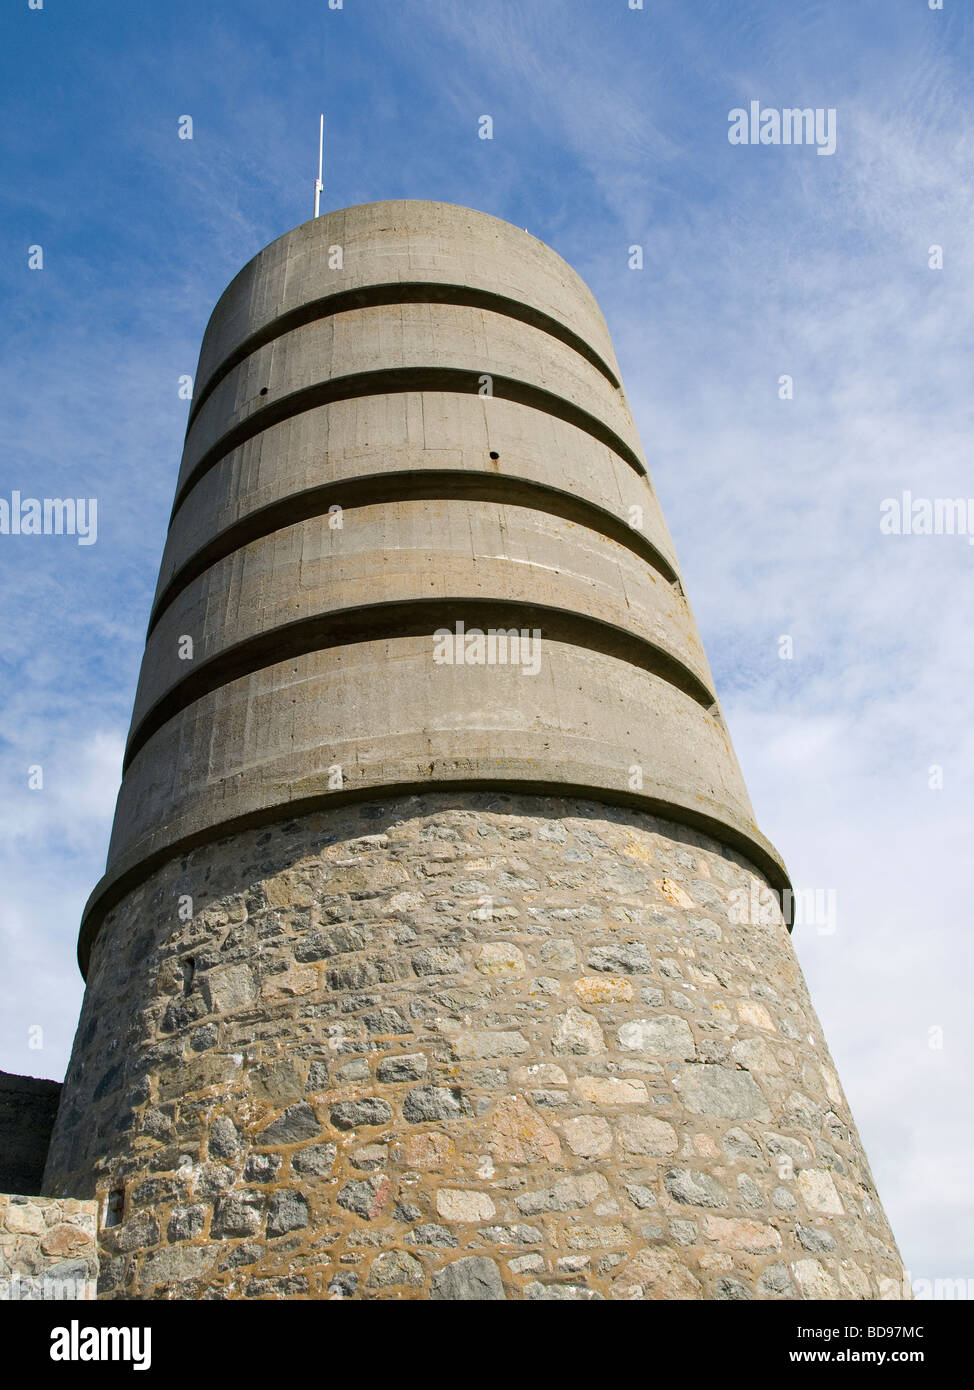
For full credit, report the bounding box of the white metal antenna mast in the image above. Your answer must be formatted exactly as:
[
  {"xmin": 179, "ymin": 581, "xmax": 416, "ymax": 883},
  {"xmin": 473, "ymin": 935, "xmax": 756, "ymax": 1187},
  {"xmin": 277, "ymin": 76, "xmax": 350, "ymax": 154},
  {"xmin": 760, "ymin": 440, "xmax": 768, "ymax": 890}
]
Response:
[{"xmin": 314, "ymin": 114, "xmax": 324, "ymax": 217}]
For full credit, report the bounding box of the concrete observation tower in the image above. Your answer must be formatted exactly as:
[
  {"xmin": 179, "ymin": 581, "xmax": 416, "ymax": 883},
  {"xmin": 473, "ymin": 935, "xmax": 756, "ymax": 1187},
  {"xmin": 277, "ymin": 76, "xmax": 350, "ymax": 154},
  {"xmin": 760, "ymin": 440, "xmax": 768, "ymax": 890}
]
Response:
[{"xmin": 44, "ymin": 201, "xmax": 907, "ymax": 1301}]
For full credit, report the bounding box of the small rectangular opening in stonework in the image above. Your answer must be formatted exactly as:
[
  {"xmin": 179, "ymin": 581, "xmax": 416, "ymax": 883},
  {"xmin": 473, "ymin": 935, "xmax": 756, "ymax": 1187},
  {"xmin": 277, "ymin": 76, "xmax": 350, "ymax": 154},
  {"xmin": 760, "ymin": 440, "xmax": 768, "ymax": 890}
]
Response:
[{"xmin": 104, "ymin": 1188, "xmax": 124, "ymax": 1228}]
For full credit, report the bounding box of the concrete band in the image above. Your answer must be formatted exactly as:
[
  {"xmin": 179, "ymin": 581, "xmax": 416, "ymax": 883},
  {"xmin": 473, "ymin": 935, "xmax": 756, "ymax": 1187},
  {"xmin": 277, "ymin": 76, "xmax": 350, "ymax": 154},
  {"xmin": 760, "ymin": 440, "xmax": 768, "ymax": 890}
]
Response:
[
  {"xmin": 154, "ymin": 392, "xmax": 680, "ymax": 619},
  {"xmin": 124, "ymin": 600, "xmax": 718, "ymax": 774},
  {"xmin": 173, "ymin": 366, "xmax": 648, "ymax": 514},
  {"xmin": 181, "ymin": 300, "xmax": 642, "ymax": 486},
  {"xmin": 115, "ymin": 636, "xmax": 753, "ymax": 847},
  {"xmin": 130, "ymin": 499, "xmax": 713, "ymax": 748},
  {"xmin": 148, "ymin": 471, "xmax": 680, "ymax": 636},
  {"xmin": 186, "ymin": 280, "xmax": 622, "ymax": 431}
]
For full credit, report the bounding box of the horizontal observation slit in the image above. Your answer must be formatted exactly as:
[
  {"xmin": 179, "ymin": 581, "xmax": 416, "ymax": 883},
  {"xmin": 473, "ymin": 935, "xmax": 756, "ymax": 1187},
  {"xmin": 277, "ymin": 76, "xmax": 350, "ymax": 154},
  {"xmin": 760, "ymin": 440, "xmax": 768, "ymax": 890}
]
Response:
[
  {"xmin": 171, "ymin": 369, "xmax": 647, "ymax": 523},
  {"xmin": 148, "ymin": 471, "xmax": 681, "ymax": 638},
  {"xmin": 187, "ymin": 281, "xmax": 622, "ymax": 431},
  {"xmin": 123, "ymin": 598, "xmax": 718, "ymax": 773}
]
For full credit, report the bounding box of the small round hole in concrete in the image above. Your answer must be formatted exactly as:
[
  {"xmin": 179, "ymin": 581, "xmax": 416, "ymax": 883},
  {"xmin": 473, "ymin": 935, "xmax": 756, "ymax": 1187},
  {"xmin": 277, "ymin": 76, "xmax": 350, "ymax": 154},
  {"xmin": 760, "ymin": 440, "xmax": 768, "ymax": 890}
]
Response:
[
  {"xmin": 489, "ymin": 451, "xmax": 499, "ymax": 460},
  {"xmin": 259, "ymin": 387, "xmax": 269, "ymax": 396}
]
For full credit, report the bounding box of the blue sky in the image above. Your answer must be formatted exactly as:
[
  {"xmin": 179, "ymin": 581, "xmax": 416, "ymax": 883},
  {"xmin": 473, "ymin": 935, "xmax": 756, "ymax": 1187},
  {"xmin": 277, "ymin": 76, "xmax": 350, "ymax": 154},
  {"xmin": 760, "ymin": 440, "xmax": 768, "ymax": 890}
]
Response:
[{"xmin": 2, "ymin": 0, "xmax": 972, "ymax": 1288}]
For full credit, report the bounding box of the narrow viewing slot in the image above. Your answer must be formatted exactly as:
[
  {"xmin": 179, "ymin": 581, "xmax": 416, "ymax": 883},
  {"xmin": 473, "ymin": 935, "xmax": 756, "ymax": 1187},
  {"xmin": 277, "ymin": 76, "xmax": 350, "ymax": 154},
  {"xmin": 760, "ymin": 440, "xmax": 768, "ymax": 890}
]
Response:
[
  {"xmin": 186, "ymin": 279, "xmax": 622, "ymax": 430},
  {"xmin": 124, "ymin": 597, "xmax": 716, "ymax": 774},
  {"xmin": 170, "ymin": 367, "xmax": 647, "ymax": 522},
  {"xmin": 148, "ymin": 471, "xmax": 679, "ymax": 637}
]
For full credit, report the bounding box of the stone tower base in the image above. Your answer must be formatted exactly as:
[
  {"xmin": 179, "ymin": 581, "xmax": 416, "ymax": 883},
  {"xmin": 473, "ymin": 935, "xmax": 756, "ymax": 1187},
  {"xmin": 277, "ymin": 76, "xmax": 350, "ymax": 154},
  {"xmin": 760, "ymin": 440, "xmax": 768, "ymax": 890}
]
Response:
[{"xmin": 43, "ymin": 793, "xmax": 907, "ymax": 1300}]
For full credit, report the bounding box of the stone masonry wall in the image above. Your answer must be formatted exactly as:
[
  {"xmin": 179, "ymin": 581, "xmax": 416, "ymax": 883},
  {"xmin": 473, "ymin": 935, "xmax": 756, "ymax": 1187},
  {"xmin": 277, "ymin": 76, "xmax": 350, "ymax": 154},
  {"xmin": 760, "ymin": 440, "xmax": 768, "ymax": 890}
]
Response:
[
  {"xmin": 0, "ymin": 1195, "xmax": 98, "ymax": 1299},
  {"xmin": 44, "ymin": 793, "xmax": 908, "ymax": 1300},
  {"xmin": 0, "ymin": 1070, "xmax": 62, "ymax": 1196}
]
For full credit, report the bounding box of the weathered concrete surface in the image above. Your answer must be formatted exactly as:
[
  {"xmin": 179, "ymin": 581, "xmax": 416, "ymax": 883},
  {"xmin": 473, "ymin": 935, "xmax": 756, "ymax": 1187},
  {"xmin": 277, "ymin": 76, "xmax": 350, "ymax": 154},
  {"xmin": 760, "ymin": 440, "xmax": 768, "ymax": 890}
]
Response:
[
  {"xmin": 132, "ymin": 499, "xmax": 713, "ymax": 737},
  {"xmin": 153, "ymin": 395, "xmax": 678, "ymax": 619},
  {"xmin": 77, "ymin": 201, "xmax": 789, "ymax": 970},
  {"xmin": 0, "ymin": 1071, "xmax": 61, "ymax": 1196},
  {"xmin": 180, "ymin": 302, "xmax": 647, "ymax": 499},
  {"xmin": 45, "ymin": 797, "xmax": 908, "ymax": 1301}
]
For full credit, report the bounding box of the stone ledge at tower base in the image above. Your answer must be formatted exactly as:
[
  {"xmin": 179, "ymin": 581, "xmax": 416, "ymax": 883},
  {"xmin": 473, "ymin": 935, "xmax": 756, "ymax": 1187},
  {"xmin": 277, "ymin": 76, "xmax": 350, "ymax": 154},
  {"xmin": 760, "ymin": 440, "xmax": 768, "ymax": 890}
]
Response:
[{"xmin": 0, "ymin": 1195, "xmax": 98, "ymax": 1300}]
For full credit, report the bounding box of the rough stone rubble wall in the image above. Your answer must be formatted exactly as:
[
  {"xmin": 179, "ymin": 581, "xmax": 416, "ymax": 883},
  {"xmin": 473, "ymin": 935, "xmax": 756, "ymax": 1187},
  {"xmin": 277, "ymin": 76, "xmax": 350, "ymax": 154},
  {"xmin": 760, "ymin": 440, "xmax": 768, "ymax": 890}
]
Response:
[
  {"xmin": 0, "ymin": 1070, "xmax": 61, "ymax": 1196},
  {"xmin": 0, "ymin": 1195, "xmax": 97, "ymax": 1299},
  {"xmin": 44, "ymin": 794, "xmax": 907, "ymax": 1301}
]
